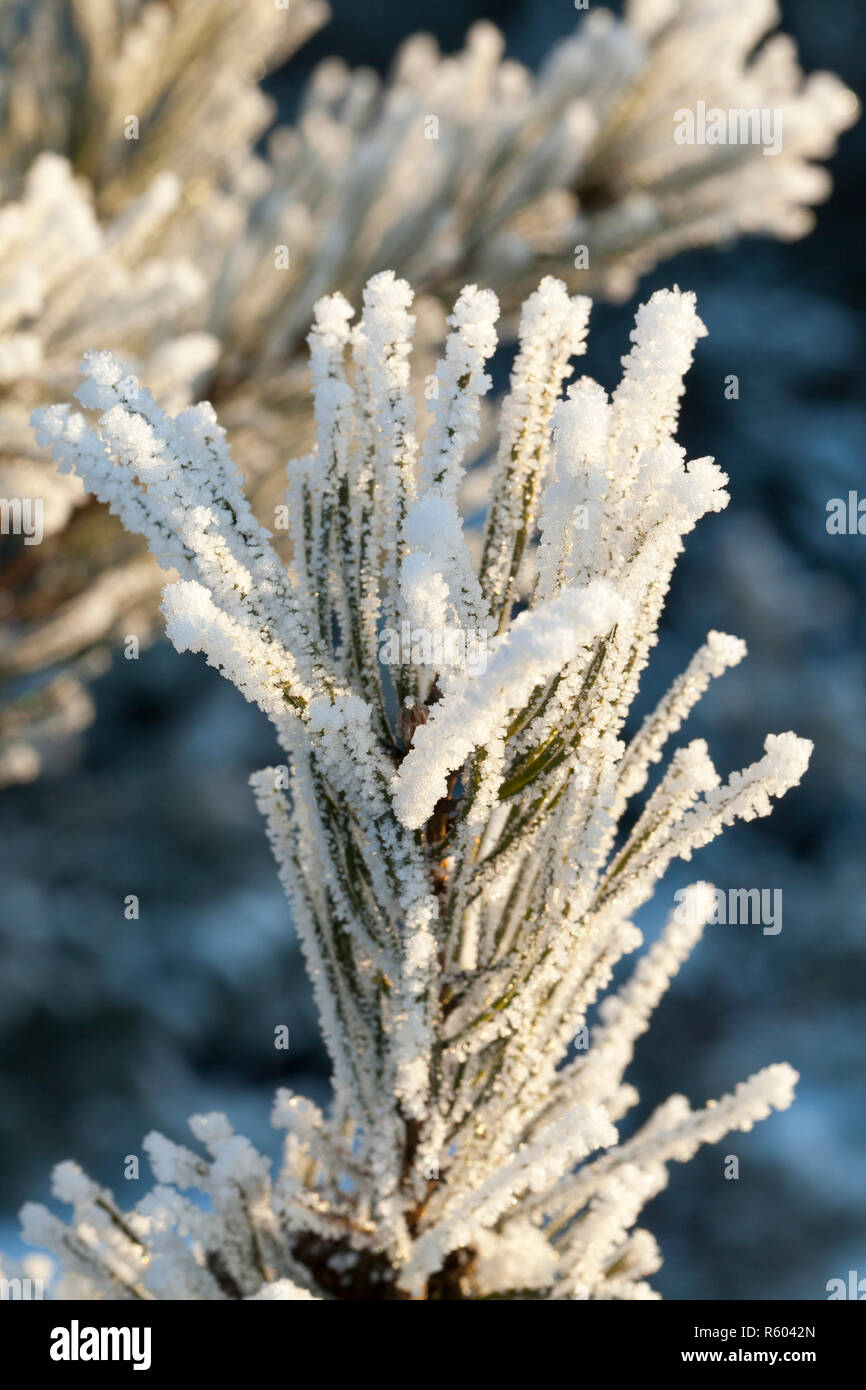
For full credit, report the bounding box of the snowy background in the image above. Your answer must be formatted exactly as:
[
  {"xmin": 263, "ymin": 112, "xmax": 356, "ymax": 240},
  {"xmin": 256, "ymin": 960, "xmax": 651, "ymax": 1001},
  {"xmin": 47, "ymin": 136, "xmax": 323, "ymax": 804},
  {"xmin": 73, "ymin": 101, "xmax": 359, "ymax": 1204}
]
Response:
[{"xmin": 1, "ymin": 0, "xmax": 864, "ymax": 1299}]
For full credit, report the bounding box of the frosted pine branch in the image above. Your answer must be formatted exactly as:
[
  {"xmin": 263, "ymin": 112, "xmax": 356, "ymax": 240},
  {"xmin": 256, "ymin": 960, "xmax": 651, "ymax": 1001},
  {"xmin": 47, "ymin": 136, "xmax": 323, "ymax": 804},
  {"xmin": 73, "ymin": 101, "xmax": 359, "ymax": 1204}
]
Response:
[
  {"xmin": 19, "ymin": 272, "xmax": 811, "ymax": 1300},
  {"xmin": 0, "ymin": 0, "xmax": 857, "ymax": 782}
]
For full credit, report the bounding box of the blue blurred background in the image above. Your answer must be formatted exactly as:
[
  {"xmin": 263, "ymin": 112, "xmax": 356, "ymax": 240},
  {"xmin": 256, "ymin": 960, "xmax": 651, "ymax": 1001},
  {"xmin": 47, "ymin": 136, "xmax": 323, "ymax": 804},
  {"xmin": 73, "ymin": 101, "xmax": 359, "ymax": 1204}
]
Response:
[{"xmin": 1, "ymin": 0, "xmax": 863, "ymax": 1298}]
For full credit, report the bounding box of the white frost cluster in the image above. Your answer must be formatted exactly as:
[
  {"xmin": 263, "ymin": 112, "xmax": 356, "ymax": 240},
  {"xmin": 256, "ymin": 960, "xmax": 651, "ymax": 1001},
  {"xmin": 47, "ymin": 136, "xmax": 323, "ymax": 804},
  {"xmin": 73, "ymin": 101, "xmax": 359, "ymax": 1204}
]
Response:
[
  {"xmin": 0, "ymin": 0, "xmax": 328, "ymax": 203},
  {"xmin": 24, "ymin": 271, "xmax": 810, "ymax": 1299},
  {"xmin": 232, "ymin": 0, "xmax": 859, "ymax": 351},
  {"xmin": 0, "ymin": 154, "xmax": 217, "ymax": 536}
]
